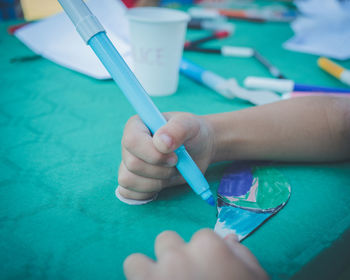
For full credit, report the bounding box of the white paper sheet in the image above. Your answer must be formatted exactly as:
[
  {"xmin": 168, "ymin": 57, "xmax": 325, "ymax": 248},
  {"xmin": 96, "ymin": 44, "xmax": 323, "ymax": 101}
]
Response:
[
  {"xmin": 284, "ymin": 0, "xmax": 350, "ymax": 60},
  {"xmin": 15, "ymin": 0, "xmax": 131, "ymax": 79}
]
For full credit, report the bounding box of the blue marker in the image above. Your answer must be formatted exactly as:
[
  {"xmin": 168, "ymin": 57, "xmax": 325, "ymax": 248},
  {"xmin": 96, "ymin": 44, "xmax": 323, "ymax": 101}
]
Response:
[
  {"xmin": 180, "ymin": 58, "xmax": 234, "ymax": 99},
  {"xmin": 244, "ymin": 76, "xmax": 350, "ymax": 94},
  {"xmin": 180, "ymin": 58, "xmax": 281, "ymax": 105},
  {"xmin": 57, "ymin": 0, "xmax": 215, "ymax": 206}
]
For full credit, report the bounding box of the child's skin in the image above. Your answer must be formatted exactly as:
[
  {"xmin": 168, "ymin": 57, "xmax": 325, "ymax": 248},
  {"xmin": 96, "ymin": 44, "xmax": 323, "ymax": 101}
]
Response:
[
  {"xmin": 124, "ymin": 229, "xmax": 269, "ymax": 280},
  {"xmin": 119, "ymin": 96, "xmax": 350, "ymax": 279}
]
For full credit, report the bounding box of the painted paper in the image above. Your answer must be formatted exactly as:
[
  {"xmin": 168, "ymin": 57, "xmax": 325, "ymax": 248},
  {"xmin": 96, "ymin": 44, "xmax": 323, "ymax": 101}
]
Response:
[{"xmin": 214, "ymin": 163, "xmax": 291, "ymax": 240}]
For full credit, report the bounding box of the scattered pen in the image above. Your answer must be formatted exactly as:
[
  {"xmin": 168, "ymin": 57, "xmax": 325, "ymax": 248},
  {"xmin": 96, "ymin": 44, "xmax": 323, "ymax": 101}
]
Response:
[
  {"xmin": 184, "ymin": 45, "xmax": 254, "ymax": 58},
  {"xmin": 218, "ymin": 9, "xmax": 266, "ymax": 23},
  {"xmin": 187, "ymin": 18, "xmax": 235, "ymax": 32},
  {"xmin": 58, "ymin": 0, "xmax": 215, "ymax": 206},
  {"xmin": 184, "ymin": 31, "xmax": 253, "ymax": 58},
  {"xmin": 219, "ymin": 8, "xmax": 296, "ymax": 23},
  {"xmin": 180, "ymin": 58, "xmax": 281, "ymax": 105},
  {"xmin": 283, "ymin": 91, "xmax": 350, "ymax": 99},
  {"xmin": 244, "ymin": 76, "xmax": 350, "ymax": 93},
  {"xmin": 184, "ymin": 30, "xmax": 230, "ymax": 48},
  {"xmin": 318, "ymin": 57, "xmax": 350, "ymax": 87},
  {"xmin": 10, "ymin": 55, "xmax": 42, "ymax": 63},
  {"xmin": 188, "ymin": 7, "xmax": 295, "ymax": 23},
  {"xmin": 253, "ymin": 50, "xmax": 286, "ymax": 79}
]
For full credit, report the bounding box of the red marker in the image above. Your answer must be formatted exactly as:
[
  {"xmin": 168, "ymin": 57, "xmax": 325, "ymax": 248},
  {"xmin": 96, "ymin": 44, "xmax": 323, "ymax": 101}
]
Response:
[
  {"xmin": 218, "ymin": 9, "xmax": 266, "ymax": 23},
  {"xmin": 184, "ymin": 30, "xmax": 230, "ymax": 48}
]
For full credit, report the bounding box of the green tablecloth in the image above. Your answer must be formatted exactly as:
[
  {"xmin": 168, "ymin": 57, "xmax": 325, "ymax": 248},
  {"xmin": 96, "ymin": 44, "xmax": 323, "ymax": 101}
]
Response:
[{"xmin": 1, "ymin": 16, "xmax": 350, "ymax": 280}]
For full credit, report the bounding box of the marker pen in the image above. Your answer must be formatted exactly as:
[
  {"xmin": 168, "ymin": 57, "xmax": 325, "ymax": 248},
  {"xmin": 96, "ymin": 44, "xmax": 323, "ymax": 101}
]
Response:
[
  {"xmin": 58, "ymin": 0, "xmax": 215, "ymax": 206},
  {"xmin": 253, "ymin": 51, "xmax": 286, "ymax": 79},
  {"xmin": 188, "ymin": 7, "xmax": 295, "ymax": 23},
  {"xmin": 218, "ymin": 9, "xmax": 266, "ymax": 23},
  {"xmin": 184, "ymin": 30, "xmax": 230, "ymax": 48},
  {"xmin": 187, "ymin": 18, "xmax": 234, "ymax": 33},
  {"xmin": 180, "ymin": 58, "xmax": 280, "ymax": 105},
  {"xmin": 180, "ymin": 58, "xmax": 233, "ymax": 99},
  {"xmin": 244, "ymin": 76, "xmax": 350, "ymax": 93},
  {"xmin": 318, "ymin": 57, "xmax": 350, "ymax": 87},
  {"xmin": 283, "ymin": 92, "xmax": 350, "ymax": 99},
  {"xmin": 184, "ymin": 46, "xmax": 254, "ymax": 58}
]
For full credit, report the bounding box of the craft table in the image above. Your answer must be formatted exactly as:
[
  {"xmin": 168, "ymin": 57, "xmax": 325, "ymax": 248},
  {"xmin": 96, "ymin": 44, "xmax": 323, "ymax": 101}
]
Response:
[{"xmin": 0, "ymin": 14, "xmax": 350, "ymax": 280}]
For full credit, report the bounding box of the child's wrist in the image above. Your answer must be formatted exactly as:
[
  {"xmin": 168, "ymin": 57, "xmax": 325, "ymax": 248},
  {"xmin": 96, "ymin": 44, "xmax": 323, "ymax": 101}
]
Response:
[
  {"xmin": 202, "ymin": 112, "xmax": 245, "ymax": 163},
  {"xmin": 201, "ymin": 114, "xmax": 226, "ymax": 163}
]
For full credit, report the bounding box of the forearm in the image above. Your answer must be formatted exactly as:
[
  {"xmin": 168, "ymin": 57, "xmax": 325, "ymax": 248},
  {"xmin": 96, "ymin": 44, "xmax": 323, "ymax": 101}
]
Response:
[{"xmin": 204, "ymin": 96, "xmax": 350, "ymax": 163}]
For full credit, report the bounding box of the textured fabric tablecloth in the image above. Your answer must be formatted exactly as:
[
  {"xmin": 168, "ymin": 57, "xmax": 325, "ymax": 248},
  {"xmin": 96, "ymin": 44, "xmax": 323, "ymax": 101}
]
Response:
[{"xmin": 1, "ymin": 17, "xmax": 350, "ymax": 280}]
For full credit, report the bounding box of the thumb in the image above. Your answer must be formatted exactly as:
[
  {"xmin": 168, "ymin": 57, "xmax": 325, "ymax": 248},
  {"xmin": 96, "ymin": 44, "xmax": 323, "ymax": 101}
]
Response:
[{"xmin": 153, "ymin": 113, "xmax": 200, "ymax": 154}]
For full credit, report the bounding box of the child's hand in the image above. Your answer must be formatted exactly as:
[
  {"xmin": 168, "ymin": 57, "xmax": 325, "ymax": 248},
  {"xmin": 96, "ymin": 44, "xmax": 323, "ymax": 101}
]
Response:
[
  {"xmin": 118, "ymin": 113, "xmax": 215, "ymax": 200},
  {"xmin": 124, "ymin": 229, "xmax": 269, "ymax": 280}
]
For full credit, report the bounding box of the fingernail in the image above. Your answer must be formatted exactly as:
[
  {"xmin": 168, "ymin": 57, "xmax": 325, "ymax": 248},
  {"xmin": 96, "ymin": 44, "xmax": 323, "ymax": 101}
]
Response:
[{"xmin": 159, "ymin": 134, "xmax": 173, "ymax": 149}]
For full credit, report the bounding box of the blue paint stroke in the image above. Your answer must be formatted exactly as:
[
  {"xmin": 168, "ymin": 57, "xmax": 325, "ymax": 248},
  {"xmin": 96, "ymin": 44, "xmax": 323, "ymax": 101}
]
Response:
[
  {"xmin": 218, "ymin": 165, "xmax": 253, "ymax": 197},
  {"xmin": 218, "ymin": 206, "xmax": 270, "ymax": 238}
]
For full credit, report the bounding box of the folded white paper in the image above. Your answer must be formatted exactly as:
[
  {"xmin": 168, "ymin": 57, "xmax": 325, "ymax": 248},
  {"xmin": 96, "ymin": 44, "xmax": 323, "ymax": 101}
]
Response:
[{"xmin": 15, "ymin": 0, "xmax": 131, "ymax": 79}]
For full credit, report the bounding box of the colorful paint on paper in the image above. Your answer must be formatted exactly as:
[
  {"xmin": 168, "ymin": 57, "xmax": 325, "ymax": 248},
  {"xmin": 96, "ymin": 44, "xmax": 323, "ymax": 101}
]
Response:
[{"xmin": 214, "ymin": 163, "xmax": 291, "ymax": 240}]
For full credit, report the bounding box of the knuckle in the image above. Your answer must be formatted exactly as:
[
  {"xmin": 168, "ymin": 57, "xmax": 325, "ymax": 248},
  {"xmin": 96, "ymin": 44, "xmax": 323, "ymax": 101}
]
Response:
[
  {"xmin": 122, "ymin": 133, "xmax": 137, "ymax": 150},
  {"xmin": 118, "ymin": 186, "xmax": 131, "ymax": 198},
  {"xmin": 153, "ymin": 179, "xmax": 165, "ymax": 192},
  {"xmin": 118, "ymin": 169, "xmax": 132, "ymax": 188},
  {"xmin": 124, "ymin": 155, "xmax": 142, "ymax": 173},
  {"xmin": 173, "ymin": 113, "xmax": 197, "ymax": 141},
  {"xmin": 123, "ymin": 253, "xmax": 142, "ymax": 270},
  {"xmin": 190, "ymin": 229, "xmax": 228, "ymax": 257},
  {"xmin": 178, "ymin": 112, "xmax": 194, "ymax": 121},
  {"xmin": 129, "ymin": 115, "xmax": 139, "ymax": 122},
  {"xmin": 191, "ymin": 229, "xmax": 217, "ymax": 246},
  {"xmin": 150, "ymin": 152, "xmax": 168, "ymax": 165},
  {"xmin": 165, "ymin": 167, "xmax": 176, "ymax": 178},
  {"xmin": 157, "ymin": 230, "xmax": 179, "ymax": 242},
  {"xmin": 125, "ymin": 115, "xmax": 139, "ymax": 128}
]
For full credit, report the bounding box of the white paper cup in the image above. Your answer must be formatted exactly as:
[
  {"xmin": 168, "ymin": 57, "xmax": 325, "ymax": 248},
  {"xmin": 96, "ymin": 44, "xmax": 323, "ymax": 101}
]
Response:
[{"xmin": 127, "ymin": 7, "xmax": 190, "ymax": 96}]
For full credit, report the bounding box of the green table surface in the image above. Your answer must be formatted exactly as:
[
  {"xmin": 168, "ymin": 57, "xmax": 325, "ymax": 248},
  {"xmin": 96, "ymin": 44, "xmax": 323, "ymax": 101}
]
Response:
[{"xmin": 1, "ymin": 15, "xmax": 350, "ymax": 280}]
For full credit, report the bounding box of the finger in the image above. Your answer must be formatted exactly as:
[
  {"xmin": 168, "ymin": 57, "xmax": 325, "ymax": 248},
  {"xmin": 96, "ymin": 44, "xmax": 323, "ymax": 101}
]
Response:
[
  {"xmin": 188, "ymin": 229, "xmax": 235, "ymax": 260},
  {"xmin": 123, "ymin": 253, "xmax": 154, "ymax": 280},
  {"xmin": 155, "ymin": 231, "xmax": 185, "ymax": 260},
  {"xmin": 118, "ymin": 161, "xmax": 186, "ymax": 193},
  {"xmin": 224, "ymin": 233, "xmax": 239, "ymax": 243},
  {"xmin": 189, "ymin": 228, "xmax": 226, "ymax": 249},
  {"xmin": 123, "ymin": 117, "xmax": 177, "ymax": 166},
  {"xmin": 118, "ymin": 161, "xmax": 164, "ymax": 193},
  {"xmin": 223, "ymin": 234, "xmax": 265, "ymax": 273},
  {"xmin": 118, "ymin": 185, "xmax": 157, "ymax": 201},
  {"xmin": 122, "ymin": 148, "xmax": 178, "ymax": 179},
  {"xmin": 153, "ymin": 113, "xmax": 200, "ymax": 153}
]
